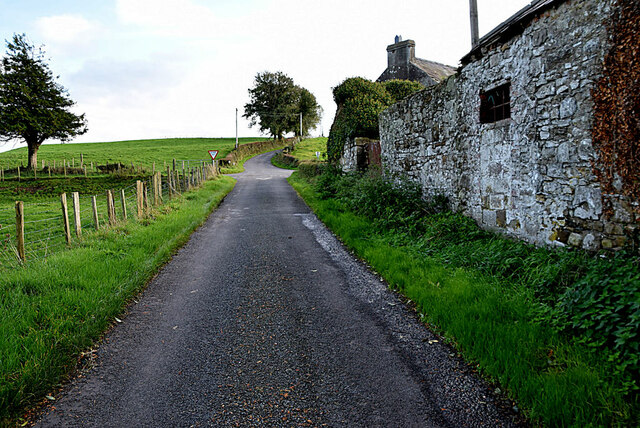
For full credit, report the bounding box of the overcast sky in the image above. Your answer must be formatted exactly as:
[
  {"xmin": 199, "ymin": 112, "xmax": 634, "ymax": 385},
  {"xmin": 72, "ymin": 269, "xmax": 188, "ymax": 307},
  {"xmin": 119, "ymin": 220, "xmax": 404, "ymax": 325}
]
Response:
[{"xmin": 0, "ymin": 0, "xmax": 531, "ymax": 152}]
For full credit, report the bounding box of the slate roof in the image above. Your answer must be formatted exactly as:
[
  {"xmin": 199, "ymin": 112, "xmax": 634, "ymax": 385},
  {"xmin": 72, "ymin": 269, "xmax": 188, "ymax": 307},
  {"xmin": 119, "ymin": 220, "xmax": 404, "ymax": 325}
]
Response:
[
  {"xmin": 377, "ymin": 41, "xmax": 455, "ymax": 86},
  {"xmin": 461, "ymin": 0, "xmax": 568, "ymax": 65},
  {"xmin": 412, "ymin": 58, "xmax": 457, "ymax": 82}
]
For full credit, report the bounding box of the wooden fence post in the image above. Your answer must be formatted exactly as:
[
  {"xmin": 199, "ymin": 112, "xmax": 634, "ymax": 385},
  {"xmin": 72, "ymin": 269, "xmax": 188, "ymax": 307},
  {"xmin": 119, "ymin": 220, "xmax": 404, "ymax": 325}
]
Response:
[
  {"xmin": 152, "ymin": 173, "xmax": 159, "ymax": 205},
  {"xmin": 173, "ymin": 158, "xmax": 176, "ymax": 171},
  {"xmin": 91, "ymin": 195, "xmax": 99, "ymax": 230},
  {"xmin": 107, "ymin": 190, "xmax": 116, "ymax": 226},
  {"xmin": 143, "ymin": 182, "xmax": 149, "ymax": 212},
  {"xmin": 17, "ymin": 165, "xmax": 20, "ymax": 181},
  {"xmin": 154, "ymin": 173, "xmax": 159, "ymax": 204},
  {"xmin": 64, "ymin": 161, "xmax": 67, "ymax": 178},
  {"xmin": 15, "ymin": 201, "xmax": 25, "ymax": 262},
  {"xmin": 61, "ymin": 193, "xmax": 71, "ymax": 246},
  {"xmin": 120, "ymin": 189, "xmax": 127, "ymax": 220},
  {"xmin": 167, "ymin": 168, "xmax": 173, "ymax": 198},
  {"xmin": 72, "ymin": 192, "xmax": 82, "ymax": 237},
  {"xmin": 136, "ymin": 180, "xmax": 143, "ymax": 218}
]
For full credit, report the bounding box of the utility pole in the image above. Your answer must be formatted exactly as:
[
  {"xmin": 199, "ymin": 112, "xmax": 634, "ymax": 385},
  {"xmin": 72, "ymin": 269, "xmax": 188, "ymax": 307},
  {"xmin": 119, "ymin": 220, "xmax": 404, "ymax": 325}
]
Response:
[
  {"xmin": 469, "ymin": 0, "xmax": 480, "ymax": 48},
  {"xmin": 235, "ymin": 108, "xmax": 238, "ymax": 149},
  {"xmin": 299, "ymin": 113, "xmax": 303, "ymax": 139}
]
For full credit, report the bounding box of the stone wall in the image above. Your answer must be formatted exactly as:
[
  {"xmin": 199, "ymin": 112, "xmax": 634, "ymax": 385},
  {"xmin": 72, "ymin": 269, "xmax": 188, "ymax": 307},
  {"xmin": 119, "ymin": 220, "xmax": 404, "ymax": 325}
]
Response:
[
  {"xmin": 340, "ymin": 137, "xmax": 380, "ymax": 172},
  {"xmin": 379, "ymin": 0, "xmax": 637, "ymax": 251}
]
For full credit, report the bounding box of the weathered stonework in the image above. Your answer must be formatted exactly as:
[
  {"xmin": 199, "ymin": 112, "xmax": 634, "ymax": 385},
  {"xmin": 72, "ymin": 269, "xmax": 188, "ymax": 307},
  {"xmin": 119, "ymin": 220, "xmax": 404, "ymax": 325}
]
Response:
[
  {"xmin": 340, "ymin": 137, "xmax": 380, "ymax": 172},
  {"xmin": 379, "ymin": 0, "xmax": 637, "ymax": 251}
]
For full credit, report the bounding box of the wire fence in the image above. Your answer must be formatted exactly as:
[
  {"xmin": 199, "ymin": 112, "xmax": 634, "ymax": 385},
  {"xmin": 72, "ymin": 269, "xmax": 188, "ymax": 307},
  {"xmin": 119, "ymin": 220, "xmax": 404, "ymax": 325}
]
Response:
[{"xmin": 0, "ymin": 162, "xmax": 219, "ymax": 270}]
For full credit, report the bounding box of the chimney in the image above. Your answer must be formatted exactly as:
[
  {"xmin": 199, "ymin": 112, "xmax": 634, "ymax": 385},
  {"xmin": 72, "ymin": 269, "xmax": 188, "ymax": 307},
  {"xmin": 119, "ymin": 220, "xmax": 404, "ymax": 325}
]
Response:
[{"xmin": 387, "ymin": 38, "xmax": 415, "ymax": 68}]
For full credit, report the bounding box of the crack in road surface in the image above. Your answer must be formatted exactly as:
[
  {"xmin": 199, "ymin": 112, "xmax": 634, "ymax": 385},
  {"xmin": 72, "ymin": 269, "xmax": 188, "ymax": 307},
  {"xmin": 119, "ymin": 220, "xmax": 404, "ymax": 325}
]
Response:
[{"xmin": 35, "ymin": 152, "xmax": 521, "ymax": 427}]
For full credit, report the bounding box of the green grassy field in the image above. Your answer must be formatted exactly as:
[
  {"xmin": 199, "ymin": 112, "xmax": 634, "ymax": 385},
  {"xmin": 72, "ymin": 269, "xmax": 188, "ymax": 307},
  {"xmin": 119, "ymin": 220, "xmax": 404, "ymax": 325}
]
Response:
[
  {"xmin": 289, "ymin": 137, "xmax": 327, "ymax": 161},
  {"xmin": 0, "ymin": 137, "xmax": 267, "ymax": 174},
  {"xmin": 0, "ymin": 137, "xmax": 282, "ymax": 270}
]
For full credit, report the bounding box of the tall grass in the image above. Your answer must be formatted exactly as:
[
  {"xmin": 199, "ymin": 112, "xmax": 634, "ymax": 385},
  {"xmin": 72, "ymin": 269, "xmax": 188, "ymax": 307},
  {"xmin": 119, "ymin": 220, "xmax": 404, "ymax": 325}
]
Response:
[
  {"xmin": 289, "ymin": 169, "xmax": 639, "ymax": 427},
  {"xmin": 0, "ymin": 176, "xmax": 236, "ymax": 424}
]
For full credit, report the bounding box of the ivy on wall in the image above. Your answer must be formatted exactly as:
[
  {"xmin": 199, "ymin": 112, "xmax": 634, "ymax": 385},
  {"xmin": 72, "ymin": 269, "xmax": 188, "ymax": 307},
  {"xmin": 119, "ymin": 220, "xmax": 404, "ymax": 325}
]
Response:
[
  {"xmin": 327, "ymin": 78, "xmax": 424, "ymax": 163},
  {"xmin": 591, "ymin": 0, "xmax": 640, "ymax": 216}
]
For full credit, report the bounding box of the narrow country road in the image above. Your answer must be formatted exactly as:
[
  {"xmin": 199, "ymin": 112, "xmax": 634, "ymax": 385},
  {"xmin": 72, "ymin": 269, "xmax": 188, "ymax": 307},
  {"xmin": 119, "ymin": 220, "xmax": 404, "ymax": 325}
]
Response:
[{"xmin": 36, "ymin": 152, "xmax": 520, "ymax": 427}]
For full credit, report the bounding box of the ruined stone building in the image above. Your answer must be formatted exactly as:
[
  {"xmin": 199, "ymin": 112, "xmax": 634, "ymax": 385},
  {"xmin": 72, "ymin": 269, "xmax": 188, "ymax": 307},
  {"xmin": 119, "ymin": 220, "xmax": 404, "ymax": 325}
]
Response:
[
  {"xmin": 373, "ymin": 0, "xmax": 638, "ymax": 251},
  {"xmin": 340, "ymin": 37, "xmax": 456, "ymax": 173}
]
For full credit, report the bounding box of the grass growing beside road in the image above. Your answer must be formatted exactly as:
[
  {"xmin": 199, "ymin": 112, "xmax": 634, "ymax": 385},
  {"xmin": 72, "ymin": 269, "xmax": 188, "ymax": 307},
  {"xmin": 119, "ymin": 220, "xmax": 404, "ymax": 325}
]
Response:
[
  {"xmin": 288, "ymin": 137, "xmax": 327, "ymax": 161},
  {"xmin": 0, "ymin": 176, "xmax": 236, "ymax": 424},
  {"xmin": 289, "ymin": 168, "xmax": 639, "ymax": 427},
  {"xmin": 271, "ymin": 137, "xmax": 327, "ymax": 170},
  {"xmin": 220, "ymin": 139, "xmax": 291, "ymax": 174}
]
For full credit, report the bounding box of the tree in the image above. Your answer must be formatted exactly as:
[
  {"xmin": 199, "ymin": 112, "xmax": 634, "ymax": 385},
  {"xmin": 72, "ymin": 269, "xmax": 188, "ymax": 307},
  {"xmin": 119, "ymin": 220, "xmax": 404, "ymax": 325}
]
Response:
[
  {"xmin": 243, "ymin": 71, "xmax": 321, "ymax": 140},
  {"xmin": 290, "ymin": 87, "xmax": 322, "ymax": 138},
  {"xmin": 0, "ymin": 34, "xmax": 87, "ymax": 169}
]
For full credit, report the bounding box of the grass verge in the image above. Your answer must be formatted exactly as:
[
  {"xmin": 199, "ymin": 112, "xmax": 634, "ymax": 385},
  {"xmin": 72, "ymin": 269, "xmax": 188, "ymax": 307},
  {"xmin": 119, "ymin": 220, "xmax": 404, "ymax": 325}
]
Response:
[
  {"xmin": 270, "ymin": 137, "xmax": 328, "ymax": 171},
  {"xmin": 288, "ymin": 137, "xmax": 327, "ymax": 161},
  {"xmin": 289, "ymin": 170, "xmax": 638, "ymax": 427},
  {"xmin": 0, "ymin": 176, "xmax": 236, "ymax": 424},
  {"xmin": 270, "ymin": 153, "xmax": 298, "ymax": 170},
  {"xmin": 220, "ymin": 140, "xmax": 290, "ymax": 174}
]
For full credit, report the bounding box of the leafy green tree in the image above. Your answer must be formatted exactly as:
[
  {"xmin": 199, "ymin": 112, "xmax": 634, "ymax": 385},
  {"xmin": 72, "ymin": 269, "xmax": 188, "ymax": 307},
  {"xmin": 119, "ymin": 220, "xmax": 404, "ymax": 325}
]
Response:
[
  {"xmin": 290, "ymin": 87, "xmax": 322, "ymax": 138},
  {"xmin": 243, "ymin": 71, "xmax": 321, "ymax": 139},
  {"xmin": 0, "ymin": 34, "xmax": 87, "ymax": 169}
]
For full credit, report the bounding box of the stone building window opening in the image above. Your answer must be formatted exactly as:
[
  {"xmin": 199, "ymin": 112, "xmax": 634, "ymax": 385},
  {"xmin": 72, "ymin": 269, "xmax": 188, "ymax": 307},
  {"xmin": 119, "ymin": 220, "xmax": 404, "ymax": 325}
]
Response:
[{"xmin": 480, "ymin": 82, "xmax": 511, "ymax": 123}]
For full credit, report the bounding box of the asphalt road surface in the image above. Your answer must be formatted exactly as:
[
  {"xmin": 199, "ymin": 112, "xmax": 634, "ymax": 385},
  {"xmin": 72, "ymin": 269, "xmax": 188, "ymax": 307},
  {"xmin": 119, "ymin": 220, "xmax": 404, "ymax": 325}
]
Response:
[{"xmin": 36, "ymin": 152, "xmax": 520, "ymax": 427}]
